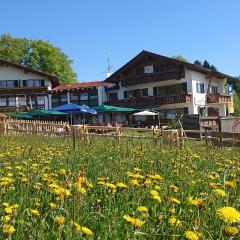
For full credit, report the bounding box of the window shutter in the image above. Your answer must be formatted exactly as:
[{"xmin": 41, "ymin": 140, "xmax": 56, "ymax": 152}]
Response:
[
  {"xmin": 182, "ymin": 83, "xmax": 187, "ymax": 92},
  {"xmin": 40, "ymin": 80, "xmax": 45, "ymax": 87},
  {"xmin": 153, "ymin": 87, "xmax": 158, "ymax": 96},
  {"xmin": 14, "ymin": 80, "xmax": 19, "ymax": 87},
  {"xmin": 22, "ymin": 80, "xmax": 27, "ymax": 87}
]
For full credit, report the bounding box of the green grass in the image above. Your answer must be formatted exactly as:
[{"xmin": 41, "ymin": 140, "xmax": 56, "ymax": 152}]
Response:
[{"xmin": 0, "ymin": 134, "xmax": 239, "ymax": 239}]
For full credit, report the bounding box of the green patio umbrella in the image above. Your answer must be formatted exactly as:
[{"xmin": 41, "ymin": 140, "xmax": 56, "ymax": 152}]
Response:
[
  {"xmin": 11, "ymin": 113, "xmax": 33, "ymax": 119},
  {"xmin": 28, "ymin": 109, "xmax": 67, "ymax": 116},
  {"xmin": 93, "ymin": 105, "xmax": 136, "ymax": 112}
]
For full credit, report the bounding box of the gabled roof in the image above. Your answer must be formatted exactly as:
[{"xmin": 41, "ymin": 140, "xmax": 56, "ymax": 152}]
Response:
[
  {"xmin": 51, "ymin": 81, "xmax": 112, "ymax": 92},
  {"xmin": 105, "ymin": 50, "xmax": 235, "ymax": 82},
  {"xmin": 0, "ymin": 58, "xmax": 59, "ymax": 87}
]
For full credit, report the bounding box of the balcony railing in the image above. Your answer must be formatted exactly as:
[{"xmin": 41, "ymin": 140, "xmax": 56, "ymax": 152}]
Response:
[
  {"xmin": 207, "ymin": 93, "xmax": 231, "ymax": 104},
  {"xmin": 105, "ymin": 92, "xmax": 192, "ymax": 108},
  {"xmin": 0, "ymin": 87, "xmax": 48, "ymax": 94}
]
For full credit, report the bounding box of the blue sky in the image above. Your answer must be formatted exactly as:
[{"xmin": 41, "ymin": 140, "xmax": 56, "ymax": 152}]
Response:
[{"xmin": 0, "ymin": 0, "xmax": 239, "ymax": 82}]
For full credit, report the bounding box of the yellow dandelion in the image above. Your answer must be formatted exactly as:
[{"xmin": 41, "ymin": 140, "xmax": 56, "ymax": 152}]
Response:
[
  {"xmin": 224, "ymin": 181, "xmax": 236, "ymax": 188},
  {"xmin": 137, "ymin": 206, "xmax": 148, "ymax": 212},
  {"xmin": 2, "ymin": 215, "xmax": 11, "ymax": 222},
  {"xmin": 4, "ymin": 207, "xmax": 12, "ymax": 214},
  {"xmin": 217, "ymin": 207, "xmax": 240, "ymax": 224},
  {"xmin": 214, "ymin": 189, "xmax": 227, "ymax": 197},
  {"xmin": 55, "ymin": 215, "xmax": 65, "ymax": 225},
  {"xmin": 30, "ymin": 209, "xmax": 40, "ymax": 216},
  {"xmin": 168, "ymin": 216, "xmax": 182, "ymax": 227},
  {"xmin": 224, "ymin": 226, "xmax": 238, "ymax": 237},
  {"xmin": 187, "ymin": 196, "xmax": 204, "ymax": 208},
  {"xmin": 81, "ymin": 227, "xmax": 94, "ymax": 236},
  {"xmin": 169, "ymin": 197, "xmax": 181, "ymax": 205},
  {"xmin": 184, "ymin": 230, "xmax": 200, "ymax": 240},
  {"xmin": 116, "ymin": 182, "xmax": 128, "ymax": 189},
  {"xmin": 2, "ymin": 224, "xmax": 15, "ymax": 235},
  {"xmin": 123, "ymin": 215, "xmax": 145, "ymax": 228}
]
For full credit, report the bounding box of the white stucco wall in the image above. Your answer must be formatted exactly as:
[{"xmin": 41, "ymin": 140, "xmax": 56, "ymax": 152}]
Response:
[{"xmin": 0, "ymin": 65, "xmax": 52, "ymax": 89}]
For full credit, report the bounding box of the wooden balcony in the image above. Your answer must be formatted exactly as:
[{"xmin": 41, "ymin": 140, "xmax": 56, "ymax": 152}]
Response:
[
  {"xmin": 105, "ymin": 92, "xmax": 192, "ymax": 108},
  {"xmin": 0, "ymin": 106, "xmax": 28, "ymax": 113},
  {"xmin": 207, "ymin": 93, "xmax": 231, "ymax": 104},
  {"xmin": 0, "ymin": 87, "xmax": 48, "ymax": 95},
  {"xmin": 120, "ymin": 69, "xmax": 185, "ymax": 87}
]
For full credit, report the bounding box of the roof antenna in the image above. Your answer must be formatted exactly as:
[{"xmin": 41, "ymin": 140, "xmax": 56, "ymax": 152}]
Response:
[{"xmin": 106, "ymin": 55, "xmax": 113, "ymax": 78}]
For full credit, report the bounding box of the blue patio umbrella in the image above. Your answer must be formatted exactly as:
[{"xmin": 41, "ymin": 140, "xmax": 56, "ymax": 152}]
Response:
[
  {"xmin": 80, "ymin": 104, "xmax": 97, "ymax": 115},
  {"xmin": 52, "ymin": 103, "xmax": 96, "ymax": 124}
]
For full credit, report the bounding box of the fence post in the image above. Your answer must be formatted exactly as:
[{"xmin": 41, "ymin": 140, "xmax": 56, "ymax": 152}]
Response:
[
  {"xmin": 72, "ymin": 127, "xmax": 76, "ymax": 149},
  {"xmin": 115, "ymin": 124, "xmax": 120, "ymax": 145},
  {"xmin": 152, "ymin": 127, "xmax": 158, "ymax": 144}
]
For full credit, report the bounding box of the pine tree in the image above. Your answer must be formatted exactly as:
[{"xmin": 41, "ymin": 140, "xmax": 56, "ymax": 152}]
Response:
[
  {"xmin": 202, "ymin": 60, "xmax": 211, "ymax": 69},
  {"xmin": 194, "ymin": 60, "xmax": 202, "ymax": 66}
]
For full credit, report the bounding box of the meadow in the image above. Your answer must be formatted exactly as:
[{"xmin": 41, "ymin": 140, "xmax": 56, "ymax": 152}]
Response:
[{"xmin": 0, "ymin": 134, "xmax": 239, "ymax": 239}]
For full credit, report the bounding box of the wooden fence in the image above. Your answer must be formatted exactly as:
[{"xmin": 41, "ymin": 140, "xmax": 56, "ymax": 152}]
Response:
[
  {"xmin": 0, "ymin": 119, "xmax": 240, "ymax": 148},
  {"xmin": 0, "ymin": 119, "xmax": 69, "ymax": 136}
]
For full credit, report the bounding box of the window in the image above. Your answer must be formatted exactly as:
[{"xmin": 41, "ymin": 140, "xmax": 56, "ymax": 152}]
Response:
[
  {"xmin": 18, "ymin": 97, "xmax": 26, "ymax": 106},
  {"xmin": 153, "ymin": 83, "xmax": 188, "ymax": 96},
  {"xmin": 60, "ymin": 94, "xmax": 68, "ymax": 103},
  {"xmin": 0, "ymin": 81, "xmax": 7, "ymax": 88},
  {"xmin": 124, "ymin": 91, "xmax": 128, "ymax": 99},
  {"xmin": 211, "ymin": 86, "xmax": 218, "ymax": 94},
  {"xmin": 8, "ymin": 97, "xmax": 16, "ymax": 106},
  {"xmin": 80, "ymin": 93, "xmax": 88, "ymax": 100},
  {"xmin": 27, "ymin": 80, "xmax": 34, "ymax": 87},
  {"xmin": 70, "ymin": 94, "xmax": 79, "ymax": 103},
  {"xmin": 144, "ymin": 65, "xmax": 153, "ymax": 74},
  {"xmin": 0, "ymin": 80, "xmax": 15, "ymax": 88},
  {"xmin": 141, "ymin": 88, "xmax": 148, "ymax": 97},
  {"xmin": 196, "ymin": 83, "xmax": 205, "ymax": 93},
  {"xmin": 109, "ymin": 93, "xmax": 118, "ymax": 101},
  {"xmin": 0, "ymin": 98, "xmax": 7, "ymax": 106},
  {"xmin": 37, "ymin": 96, "xmax": 45, "ymax": 105},
  {"xmin": 89, "ymin": 94, "xmax": 98, "ymax": 106},
  {"xmin": 26, "ymin": 79, "xmax": 43, "ymax": 87}
]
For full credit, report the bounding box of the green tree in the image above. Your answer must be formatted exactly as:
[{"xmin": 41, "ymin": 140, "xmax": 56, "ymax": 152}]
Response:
[
  {"xmin": 210, "ymin": 64, "xmax": 217, "ymax": 71},
  {"xmin": 233, "ymin": 90, "xmax": 240, "ymax": 116},
  {"xmin": 172, "ymin": 55, "xmax": 188, "ymax": 62},
  {"xmin": 194, "ymin": 60, "xmax": 202, "ymax": 66},
  {"xmin": 202, "ymin": 60, "xmax": 211, "ymax": 69},
  {"xmin": 0, "ymin": 34, "xmax": 77, "ymax": 84}
]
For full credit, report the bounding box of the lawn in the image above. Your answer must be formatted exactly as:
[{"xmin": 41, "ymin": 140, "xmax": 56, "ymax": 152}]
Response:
[{"xmin": 0, "ymin": 134, "xmax": 239, "ymax": 239}]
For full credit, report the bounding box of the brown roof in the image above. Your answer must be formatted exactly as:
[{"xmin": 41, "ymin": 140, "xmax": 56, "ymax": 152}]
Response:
[
  {"xmin": 0, "ymin": 59, "xmax": 59, "ymax": 87},
  {"xmin": 105, "ymin": 50, "xmax": 235, "ymax": 82},
  {"xmin": 51, "ymin": 81, "xmax": 112, "ymax": 92}
]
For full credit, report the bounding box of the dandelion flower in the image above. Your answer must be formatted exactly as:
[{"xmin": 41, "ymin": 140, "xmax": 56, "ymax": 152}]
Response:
[
  {"xmin": 217, "ymin": 207, "xmax": 240, "ymax": 224},
  {"xmin": 169, "ymin": 197, "xmax": 181, "ymax": 205},
  {"xmin": 55, "ymin": 215, "xmax": 65, "ymax": 225},
  {"xmin": 168, "ymin": 216, "xmax": 182, "ymax": 227},
  {"xmin": 123, "ymin": 215, "xmax": 145, "ymax": 228},
  {"xmin": 184, "ymin": 230, "xmax": 201, "ymax": 240},
  {"xmin": 224, "ymin": 226, "xmax": 238, "ymax": 237},
  {"xmin": 30, "ymin": 209, "xmax": 40, "ymax": 216},
  {"xmin": 214, "ymin": 189, "xmax": 226, "ymax": 197},
  {"xmin": 81, "ymin": 227, "xmax": 94, "ymax": 236},
  {"xmin": 137, "ymin": 206, "xmax": 148, "ymax": 212},
  {"xmin": 2, "ymin": 224, "xmax": 15, "ymax": 235}
]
